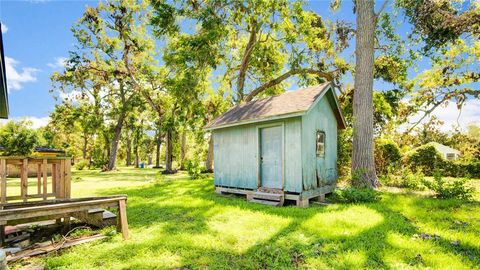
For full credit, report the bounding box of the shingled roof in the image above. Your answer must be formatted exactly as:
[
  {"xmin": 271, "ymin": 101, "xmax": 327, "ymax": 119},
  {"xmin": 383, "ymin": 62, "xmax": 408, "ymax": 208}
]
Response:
[{"xmin": 205, "ymin": 83, "xmax": 345, "ymax": 130}]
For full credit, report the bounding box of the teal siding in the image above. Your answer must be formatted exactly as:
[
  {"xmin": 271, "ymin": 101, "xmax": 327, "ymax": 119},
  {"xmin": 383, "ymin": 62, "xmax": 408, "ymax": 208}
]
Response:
[
  {"xmin": 213, "ymin": 118, "xmax": 303, "ymax": 192},
  {"xmin": 213, "ymin": 124, "xmax": 258, "ymax": 189},
  {"xmin": 284, "ymin": 118, "xmax": 303, "ymax": 192},
  {"xmin": 301, "ymin": 91, "xmax": 338, "ymax": 191}
]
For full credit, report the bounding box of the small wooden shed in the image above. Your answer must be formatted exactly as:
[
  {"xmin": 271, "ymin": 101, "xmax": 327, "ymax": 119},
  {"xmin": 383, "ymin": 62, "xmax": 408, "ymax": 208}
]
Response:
[{"xmin": 205, "ymin": 83, "xmax": 346, "ymax": 207}]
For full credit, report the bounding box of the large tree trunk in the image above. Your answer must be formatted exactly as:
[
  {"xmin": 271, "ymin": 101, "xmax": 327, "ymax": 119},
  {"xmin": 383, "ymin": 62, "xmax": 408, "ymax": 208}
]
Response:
[
  {"xmin": 125, "ymin": 136, "xmax": 132, "ymax": 166},
  {"xmin": 180, "ymin": 129, "xmax": 187, "ymax": 170},
  {"xmin": 107, "ymin": 111, "xmax": 126, "ymax": 171},
  {"xmin": 164, "ymin": 129, "xmax": 174, "ymax": 173},
  {"xmin": 205, "ymin": 135, "xmax": 214, "ymax": 173},
  {"xmin": 351, "ymin": 0, "xmax": 379, "ymax": 188}
]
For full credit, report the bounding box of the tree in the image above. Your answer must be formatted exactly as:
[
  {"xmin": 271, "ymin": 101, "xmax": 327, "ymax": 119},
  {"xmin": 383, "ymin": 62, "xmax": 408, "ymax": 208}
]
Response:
[
  {"xmin": 52, "ymin": 0, "xmax": 157, "ymax": 171},
  {"xmin": 0, "ymin": 121, "xmax": 39, "ymax": 156}
]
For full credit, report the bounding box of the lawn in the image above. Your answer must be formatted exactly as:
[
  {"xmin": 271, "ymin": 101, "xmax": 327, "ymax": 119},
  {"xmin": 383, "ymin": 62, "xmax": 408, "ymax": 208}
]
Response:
[{"xmin": 13, "ymin": 167, "xmax": 480, "ymax": 270}]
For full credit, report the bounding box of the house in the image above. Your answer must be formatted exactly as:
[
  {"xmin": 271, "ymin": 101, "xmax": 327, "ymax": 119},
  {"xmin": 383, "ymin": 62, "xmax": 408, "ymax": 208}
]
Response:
[
  {"xmin": 205, "ymin": 83, "xmax": 346, "ymax": 207},
  {"xmin": 431, "ymin": 142, "xmax": 461, "ymax": 161}
]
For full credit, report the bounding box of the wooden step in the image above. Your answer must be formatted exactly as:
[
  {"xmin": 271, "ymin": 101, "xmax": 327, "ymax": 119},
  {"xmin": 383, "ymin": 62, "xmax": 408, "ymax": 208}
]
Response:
[
  {"xmin": 249, "ymin": 199, "xmax": 283, "ymax": 206},
  {"xmin": 251, "ymin": 192, "xmax": 284, "ymax": 202}
]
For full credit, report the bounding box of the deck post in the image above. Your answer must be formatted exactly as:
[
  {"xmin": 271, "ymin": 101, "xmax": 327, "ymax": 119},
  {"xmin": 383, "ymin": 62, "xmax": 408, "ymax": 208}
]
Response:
[
  {"xmin": 37, "ymin": 163, "xmax": 42, "ymax": 195},
  {"xmin": 117, "ymin": 199, "xmax": 129, "ymax": 240},
  {"xmin": 64, "ymin": 158, "xmax": 71, "ymax": 199},
  {"xmin": 21, "ymin": 158, "xmax": 28, "ymax": 202},
  {"xmin": 42, "ymin": 159, "xmax": 48, "ymax": 200},
  {"xmin": 0, "ymin": 225, "xmax": 4, "ymax": 247},
  {"xmin": 0, "ymin": 159, "xmax": 6, "ymax": 204},
  {"xmin": 59, "ymin": 159, "xmax": 66, "ymax": 198}
]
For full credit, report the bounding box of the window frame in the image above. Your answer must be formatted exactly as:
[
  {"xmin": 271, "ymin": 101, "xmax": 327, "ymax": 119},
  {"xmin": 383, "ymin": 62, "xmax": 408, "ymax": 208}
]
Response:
[{"xmin": 316, "ymin": 130, "xmax": 326, "ymax": 157}]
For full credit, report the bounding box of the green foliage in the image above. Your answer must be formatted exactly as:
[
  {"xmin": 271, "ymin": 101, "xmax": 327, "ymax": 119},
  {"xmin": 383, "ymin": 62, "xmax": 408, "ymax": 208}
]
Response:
[
  {"xmin": 380, "ymin": 168, "xmax": 425, "ymax": 190},
  {"xmin": 406, "ymin": 144, "xmax": 444, "ymax": 175},
  {"xmin": 375, "ymin": 139, "xmax": 402, "ymax": 175},
  {"xmin": 331, "ymin": 187, "xmax": 381, "ymax": 203},
  {"xmin": 423, "ymin": 170, "xmax": 474, "ymax": 200},
  {"xmin": 185, "ymin": 157, "xmax": 204, "ymax": 180},
  {"xmin": 74, "ymin": 160, "xmax": 89, "ymax": 171},
  {"xmin": 0, "ymin": 121, "xmax": 39, "ymax": 156}
]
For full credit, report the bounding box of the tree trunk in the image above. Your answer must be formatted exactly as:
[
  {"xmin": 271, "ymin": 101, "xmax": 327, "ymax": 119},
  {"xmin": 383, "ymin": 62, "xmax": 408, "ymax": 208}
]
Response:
[
  {"xmin": 126, "ymin": 136, "xmax": 132, "ymax": 166},
  {"xmin": 351, "ymin": 0, "xmax": 379, "ymax": 188},
  {"xmin": 107, "ymin": 111, "xmax": 126, "ymax": 171},
  {"xmin": 155, "ymin": 132, "xmax": 162, "ymax": 168},
  {"xmin": 205, "ymin": 135, "xmax": 214, "ymax": 173},
  {"xmin": 134, "ymin": 144, "xmax": 139, "ymax": 168},
  {"xmin": 180, "ymin": 129, "xmax": 187, "ymax": 170},
  {"xmin": 164, "ymin": 129, "xmax": 174, "ymax": 172},
  {"xmin": 82, "ymin": 134, "xmax": 88, "ymax": 160}
]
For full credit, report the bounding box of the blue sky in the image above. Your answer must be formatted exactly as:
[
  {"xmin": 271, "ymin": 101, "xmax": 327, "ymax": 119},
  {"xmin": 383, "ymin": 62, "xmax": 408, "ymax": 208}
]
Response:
[{"xmin": 0, "ymin": 0, "xmax": 478, "ymax": 131}]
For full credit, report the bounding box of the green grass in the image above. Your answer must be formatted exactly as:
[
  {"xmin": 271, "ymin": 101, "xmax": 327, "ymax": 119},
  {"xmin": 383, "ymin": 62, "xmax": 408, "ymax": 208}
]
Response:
[{"xmin": 12, "ymin": 167, "xmax": 480, "ymax": 269}]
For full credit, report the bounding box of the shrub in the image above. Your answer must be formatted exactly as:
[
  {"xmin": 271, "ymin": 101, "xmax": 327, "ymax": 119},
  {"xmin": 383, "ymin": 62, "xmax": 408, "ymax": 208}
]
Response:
[
  {"xmin": 75, "ymin": 160, "xmax": 89, "ymax": 170},
  {"xmin": 0, "ymin": 120, "xmax": 39, "ymax": 156},
  {"xmin": 380, "ymin": 168, "xmax": 424, "ymax": 190},
  {"xmin": 375, "ymin": 139, "xmax": 402, "ymax": 175},
  {"xmin": 331, "ymin": 187, "xmax": 380, "ymax": 203},
  {"xmin": 406, "ymin": 144, "xmax": 444, "ymax": 175},
  {"xmin": 185, "ymin": 158, "xmax": 204, "ymax": 179},
  {"xmin": 423, "ymin": 170, "xmax": 474, "ymax": 200}
]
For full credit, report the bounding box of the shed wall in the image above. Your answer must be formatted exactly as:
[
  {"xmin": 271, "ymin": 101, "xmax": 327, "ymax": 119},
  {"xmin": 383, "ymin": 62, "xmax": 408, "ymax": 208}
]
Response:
[
  {"xmin": 213, "ymin": 117, "xmax": 303, "ymax": 192},
  {"xmin": 301, "ymin": 92, "xmax": 338, "ymax": 191}
]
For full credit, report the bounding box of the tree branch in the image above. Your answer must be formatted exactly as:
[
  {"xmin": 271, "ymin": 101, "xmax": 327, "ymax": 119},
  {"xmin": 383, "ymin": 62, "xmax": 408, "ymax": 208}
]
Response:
[
  {"xmin": 243, "ymin": 68, "xmax": 337, "ymax": 102},
  {"xmin": 236, "ymin": 23, "xmax": 259, "ymax": 101},
  {"xmin": 374, "ymin": 0, "xmax": 389, "ymax": 24}
]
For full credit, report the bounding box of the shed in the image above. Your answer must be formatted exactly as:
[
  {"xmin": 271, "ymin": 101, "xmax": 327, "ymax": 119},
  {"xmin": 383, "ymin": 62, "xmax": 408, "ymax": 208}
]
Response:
[{"xmin": 205, "ymin": 83, "xmax": 346, "ymax": 207}]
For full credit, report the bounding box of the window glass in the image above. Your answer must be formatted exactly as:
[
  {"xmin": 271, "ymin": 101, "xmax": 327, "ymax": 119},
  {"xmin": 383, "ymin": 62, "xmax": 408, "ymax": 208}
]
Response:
[{"xmin": 316, "ymin": 131, "xmax": 325, "ymax": 157}]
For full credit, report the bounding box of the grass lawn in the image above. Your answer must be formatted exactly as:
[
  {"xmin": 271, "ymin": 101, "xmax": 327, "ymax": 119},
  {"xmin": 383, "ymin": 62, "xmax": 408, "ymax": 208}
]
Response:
[{"xmin": 12, "ymin": 167, "xmax": 480, "ymax": 270}]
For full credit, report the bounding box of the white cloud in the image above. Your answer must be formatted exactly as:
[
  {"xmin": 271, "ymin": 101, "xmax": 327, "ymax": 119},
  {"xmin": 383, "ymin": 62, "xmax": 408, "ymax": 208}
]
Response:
[
  {"xmin": 59, "ymin": 90, "xmax": 82, "ymax": 101},
  {"xmin": 405, "ymin": 99, "xmax": 480, "ymax": 132},
  {"xmin": 5, "ymin": 57, "xmax": 39, "ymax": 91},
  {"xmin": 1, "ymin": 22, "xmax": 7, "ymax": 34},
  {"xmin": 47, "ymin": 57, "xmax": 67, "ymax": 69},
  {"xmin": 0, "ymin": 116, "xmax": 50, "ymax": 129}
]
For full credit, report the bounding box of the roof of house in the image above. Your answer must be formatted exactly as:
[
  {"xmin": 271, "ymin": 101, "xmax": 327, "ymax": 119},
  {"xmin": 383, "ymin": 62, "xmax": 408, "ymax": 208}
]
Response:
[
  {"xmin": 205, "ymin": 83, "xmax": 346, "ymax": 130},
  {"xmin": 0, "ymin": 24, "xmax": 9, "ymax": 119},
  {"xmin": 430, "ymin": 142, "xmax": 461, "ymax": 155},
  {"xmin": 34, "ymin": 146, "xmax": 66, "ymax": 154}
]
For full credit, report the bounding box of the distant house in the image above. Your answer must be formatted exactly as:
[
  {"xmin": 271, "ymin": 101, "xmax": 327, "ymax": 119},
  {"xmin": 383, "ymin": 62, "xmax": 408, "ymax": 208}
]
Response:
[
  {"xmin": 205, "ymin": 83, "xmax": 346, "ymax": 207},
  {"xmin": 431, "ymin": 142, "xmax": 461, "ymax": 161}
]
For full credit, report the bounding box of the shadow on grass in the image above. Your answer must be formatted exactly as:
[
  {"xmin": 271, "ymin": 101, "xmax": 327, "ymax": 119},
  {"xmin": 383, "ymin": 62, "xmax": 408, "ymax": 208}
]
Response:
[{"xmin": 45, "ymin": 175, "xmax": 480, "ymax": 269}]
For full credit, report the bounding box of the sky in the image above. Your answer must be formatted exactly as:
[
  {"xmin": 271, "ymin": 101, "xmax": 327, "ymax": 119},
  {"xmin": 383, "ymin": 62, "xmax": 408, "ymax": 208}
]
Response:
[{"xmin": 0, "ymin": 0, "xmax": 478, "ymax": 132}]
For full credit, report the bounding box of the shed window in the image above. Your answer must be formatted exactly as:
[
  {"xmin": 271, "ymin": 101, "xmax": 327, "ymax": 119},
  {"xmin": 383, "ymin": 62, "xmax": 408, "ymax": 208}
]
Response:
[{"xmin": 316, "ymin": 131, "xmax": 325, "ymax": 157}]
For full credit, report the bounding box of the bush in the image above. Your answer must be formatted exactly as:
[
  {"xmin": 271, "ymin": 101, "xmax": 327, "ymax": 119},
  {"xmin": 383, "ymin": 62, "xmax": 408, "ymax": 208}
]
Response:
[
  {"xmin": 0, "ymin": 120, "xmax": 39, "ymax": 156},
  {"xmin": 331, "ymin": 187, "xmax": 380, "ymax": 203},
  {"xmin": 75, "ymin": 160, "xmax": 89, "ymax": 170},
  {"xmin": 406, "ymin": 144, "xmax": 444, "ymax": 175},
  {"xmin": 423, "ymin": 170, "xmax": 474, "ymax": 200},
  {"xmin": 185, "ymin": 158, "xmax": 204, "ymax": 179},
  {"xmin": 375, "ymin": 139, "xmax": 402, "ymax": 175},
  {"xmin": 380, "ymin": 168, "xmax": 424, "ymax": 190}
]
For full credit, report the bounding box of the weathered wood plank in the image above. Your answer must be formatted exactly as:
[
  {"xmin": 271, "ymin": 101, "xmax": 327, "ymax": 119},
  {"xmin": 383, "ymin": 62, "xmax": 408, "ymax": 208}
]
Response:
[
  {"xmin": 117, "ymin": 199, "xmax": 129, "ymax": 240},
  {"xmin": 21, "ymin": 159, "xmax": 28, "ymax": 202},
  {"xmin": 0, "ymin": 159, "xmax": 6, "ymax": 204},
  {"xmin": 59, "ymin": 159, "xmax": 65, "ymax": 198},
  {"xmin": 37, "ymin": 164, "xmax": 42, "ymax": 195},
  {"xmin": 52, "ymin": 163, "xmax": 57, "ymax": 197},
  {"xmin": 43, "ymin": 159, "xmax": 48, "ymax": 200},
  {"xmin": 64, "ymin": 158, "xmax": 71, "ymax": 199}
]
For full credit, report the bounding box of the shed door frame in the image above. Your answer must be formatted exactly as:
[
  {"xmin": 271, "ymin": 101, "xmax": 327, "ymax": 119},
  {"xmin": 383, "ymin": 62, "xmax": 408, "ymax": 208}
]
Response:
[{"xmin": 256, "ymin": 122, "xmax": 285, "ymax": 189}]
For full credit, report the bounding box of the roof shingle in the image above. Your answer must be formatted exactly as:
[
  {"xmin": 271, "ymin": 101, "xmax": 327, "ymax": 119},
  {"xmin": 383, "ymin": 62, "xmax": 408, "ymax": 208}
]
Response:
[{"xmin": 205, "ymin": 83, "xmax": 332, "ymax": 129}]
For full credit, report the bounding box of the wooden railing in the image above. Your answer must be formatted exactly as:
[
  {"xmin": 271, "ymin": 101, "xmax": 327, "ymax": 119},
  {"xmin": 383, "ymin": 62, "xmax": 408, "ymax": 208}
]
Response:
[{"xmin": 0, "ymin": 157, "xmax": 71, "ymax": 204}]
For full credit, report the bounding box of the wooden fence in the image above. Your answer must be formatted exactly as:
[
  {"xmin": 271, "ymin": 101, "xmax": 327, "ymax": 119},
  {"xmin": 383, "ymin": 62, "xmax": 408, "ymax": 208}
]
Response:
[{"xmin": 0, "ymin": 157, "xmax": 71, "ymax": 204}]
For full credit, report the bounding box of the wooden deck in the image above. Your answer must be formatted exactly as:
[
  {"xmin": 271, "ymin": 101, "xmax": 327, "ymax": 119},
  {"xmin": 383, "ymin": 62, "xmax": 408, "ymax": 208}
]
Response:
[{"xmin": 0, "ymin": 157, "xmax": 129, "ymax": 246}]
